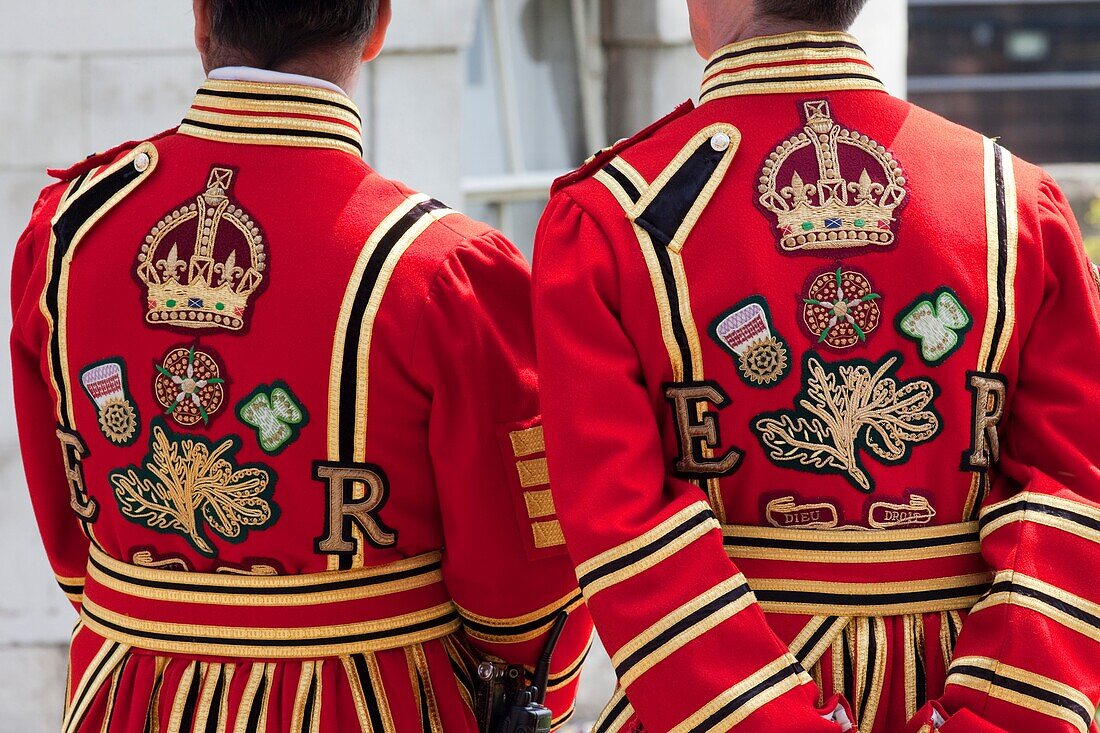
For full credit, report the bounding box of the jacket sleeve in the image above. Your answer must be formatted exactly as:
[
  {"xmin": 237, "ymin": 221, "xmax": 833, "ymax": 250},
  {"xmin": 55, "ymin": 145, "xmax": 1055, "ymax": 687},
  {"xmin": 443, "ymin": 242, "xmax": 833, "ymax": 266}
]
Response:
[
  {"xmin": 10, "ymin": 182, "xmax": 91, "ymax": 610},
  {"xmin": 533, "ymin": 192, "xmax": 850, "ymax": 733},
  {"xmin": 411, "ymin": 232, "xmax": 594, "ymax": 729},
  {"xmin": 910, "ymin": 176, "xmax": 1100, "ymax": 733}
]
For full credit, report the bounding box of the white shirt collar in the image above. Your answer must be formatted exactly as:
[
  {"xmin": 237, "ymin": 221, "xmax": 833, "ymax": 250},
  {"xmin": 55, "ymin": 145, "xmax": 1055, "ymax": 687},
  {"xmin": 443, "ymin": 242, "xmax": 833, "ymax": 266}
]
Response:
[{"xmin": 208, "ymin": 66, "xmax": 348, "ymax": 97}]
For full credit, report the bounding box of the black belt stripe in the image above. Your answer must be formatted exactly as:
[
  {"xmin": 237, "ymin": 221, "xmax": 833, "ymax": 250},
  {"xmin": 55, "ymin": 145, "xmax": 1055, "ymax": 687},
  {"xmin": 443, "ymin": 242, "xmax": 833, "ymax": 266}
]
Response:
[
  {"xmin": 989, "ymin": 579, "xmax": 1100, "ymax": 632},
  {"xmin": 724, "ymin": 531, "xmax": 978, "ymax": 554},
  {"xmin": 705, "ymin": 41, "xmax": 865, "ymax": 71},
  {"xmin": 577, "ymin": 507, "xmax": 715, "ymax": 591},
  {"xmin": 602, "ymin": 163, "xmax": 641, "ymax": 203},
  {"xmin": 792, "ymin": 616, "xmax": 841, "ymax": 666},
  {"xmin": 48, "ymin": 163, "xmax": 144, "ymax": 427},
  {"xmin": 459, "ymin": 591, "xmax": 583, "ymax": 637},
  {"xmin": 181, "ymin": 118, "xmax": 363, "ymax": 155},
  {"xmin": 951, "ymin": 664, "xmax": 1092, "ymax": 731},
  {"xmin": 337, "ymin": 199, "xmax": 449, "ymax": 459},
  {"xmin": 703, "ymin": 72, "xmax": 882, "ymax": 99},
  {"xmin": 89, "ymin": 551, "xmax": 440, "ymax": 597},
  {"xmin": 979, "ymin": 500, "xmax": 1100, "ymax": 536},
  {"xmin": 353, "ymin": 654, "xmax": 388, "ymax": 733},
  {"xmin": 615, "ymin": 583, "xmax": 752, "ymax": 681},
  {"xmin": 689, "ymin": 662, "xmax": 802, "ymax": 732},
  {"xmin": 196, "ymin": 87, "xmax": 360, "ymax": 119},
  {"xmin": 985, "ymin": 144, "xmax": 1010, "ymax": 374},
  {"xmin": 82, "ymin": 606, "xmax": 458, "ymax": 649},
  {"xmin": 754, "ymin": 581, "xmax": 990, "ymax": 608}
]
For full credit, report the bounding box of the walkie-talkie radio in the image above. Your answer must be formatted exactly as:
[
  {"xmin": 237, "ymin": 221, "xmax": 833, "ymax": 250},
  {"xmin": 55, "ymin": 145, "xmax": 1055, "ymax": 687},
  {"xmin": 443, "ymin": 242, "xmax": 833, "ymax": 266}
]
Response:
[{"xmin": 475, "ymin": 612, "xmax": 569, "ymax": 733}]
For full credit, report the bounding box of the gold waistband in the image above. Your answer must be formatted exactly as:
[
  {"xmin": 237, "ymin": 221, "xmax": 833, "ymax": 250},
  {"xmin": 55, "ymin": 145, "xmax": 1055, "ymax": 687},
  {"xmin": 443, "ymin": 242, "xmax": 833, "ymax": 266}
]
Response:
[
  {"xmin": 723, "ymin": 522, "xmax": 992, "ymax": 617},
  {"xmin": 81, "ymin": 547, "xmax": 460, "ymax": 659}
]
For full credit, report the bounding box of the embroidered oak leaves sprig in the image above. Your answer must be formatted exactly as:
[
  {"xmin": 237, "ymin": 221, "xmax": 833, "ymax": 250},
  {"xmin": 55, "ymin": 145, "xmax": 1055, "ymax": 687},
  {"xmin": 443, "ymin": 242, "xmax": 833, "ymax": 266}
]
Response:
[
  {"xmin": 754, "ymin": 353, "xmax": 940, "ymax": 492},
  {"xmin": 110, "ymin": 420, "xmax": 277, "ymax": 556}
]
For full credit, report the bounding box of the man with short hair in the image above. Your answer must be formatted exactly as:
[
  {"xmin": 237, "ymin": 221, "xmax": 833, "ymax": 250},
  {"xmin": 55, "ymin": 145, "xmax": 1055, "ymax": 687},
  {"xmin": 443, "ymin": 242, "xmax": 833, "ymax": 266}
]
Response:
[
  {"xmin": 11, "ymin": 1, "xmax": 590, "ymax": 730},
  {"xmin": 534, "ymin": 0, "xmax": 1100, "ymax": 731}
]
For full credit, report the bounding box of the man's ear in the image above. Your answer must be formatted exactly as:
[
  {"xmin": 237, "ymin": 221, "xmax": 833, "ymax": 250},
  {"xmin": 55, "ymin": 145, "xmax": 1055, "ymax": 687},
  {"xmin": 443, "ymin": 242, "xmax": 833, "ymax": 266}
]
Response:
[
  {"xmin": 361, "ymin": 0, "xmax": 392, "ymax": 62},
  {"xmin": 193, "ymin": 0, "xmax": 213, "ymax": 65}
]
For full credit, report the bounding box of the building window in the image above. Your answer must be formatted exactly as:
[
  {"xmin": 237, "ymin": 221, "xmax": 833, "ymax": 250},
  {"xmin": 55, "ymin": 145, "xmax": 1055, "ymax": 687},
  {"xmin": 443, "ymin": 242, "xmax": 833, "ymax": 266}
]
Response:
[{"xmin": 909, "ymin": 0, "xmax": 1100, "ymax": 164}]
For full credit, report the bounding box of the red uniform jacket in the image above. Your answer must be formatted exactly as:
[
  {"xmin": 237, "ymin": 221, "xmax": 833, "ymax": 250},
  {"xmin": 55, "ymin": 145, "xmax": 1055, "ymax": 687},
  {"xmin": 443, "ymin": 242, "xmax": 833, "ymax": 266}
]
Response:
[
  {"xmin": 534, "ymin": 31, "xmax": 1100, "ymax": 733},
  {"xmin": 11, "ymin": 77, "xmax": 591, "ymax": 733}
]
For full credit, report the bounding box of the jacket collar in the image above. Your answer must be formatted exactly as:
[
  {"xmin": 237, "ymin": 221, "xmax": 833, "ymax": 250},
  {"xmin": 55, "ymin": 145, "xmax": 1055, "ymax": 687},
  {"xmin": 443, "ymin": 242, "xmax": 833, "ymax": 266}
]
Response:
[
  {"xmin": 179, "ymin": 78, "xmax": 364, "ymax": 159},
  {"xmin": 700, "ymin": 31, "xmax": 885, "ymax": 104}
]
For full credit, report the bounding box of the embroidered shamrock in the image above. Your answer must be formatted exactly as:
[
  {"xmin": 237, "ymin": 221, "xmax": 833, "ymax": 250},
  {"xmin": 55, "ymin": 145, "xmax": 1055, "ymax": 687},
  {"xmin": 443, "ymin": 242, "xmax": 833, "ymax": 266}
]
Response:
[
  {"xmin": 898, "ymin": 288, "xmax": 972, "ymax": 365},
  {"xmin": 237, "ymin": 383, "xmax": 307, "ymax": 455},
  {"xmin": 802, "ymin": 267, "xmax": 882, "ymax": 349},
  {"xmin": 154, "ymin": 345, "xmax": 227, "ymax": 427}
]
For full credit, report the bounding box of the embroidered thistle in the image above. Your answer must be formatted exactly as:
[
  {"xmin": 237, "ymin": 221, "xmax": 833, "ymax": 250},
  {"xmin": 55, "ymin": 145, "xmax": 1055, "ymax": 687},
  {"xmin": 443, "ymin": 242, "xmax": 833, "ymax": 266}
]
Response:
[
  {"xmin": 802, "ymin": 267, "xmax": 882, "ymax": 349},
  {"xmin": 710, "ymin": 297, "xmax": 791, "ymax": 387},
  {"xmin": 154, "ymin": 345, "xmax": 226, "ymax": 426},
  {"xmin": 80, "ymin": 360, "xmax": 140, "ymax": 446},
  {"xmin": 754, "ymin": 352, "xmax": 941, "ymax": 492},
  {"xmin": 897, "ymin": 288, "xmax": 972, "ymax": 365},
  {"xmin": 109, "ymin": 420, "xmax": 277, "ymax": 557},
  {"xmin": 237, "ymin": 382, "xmax": 307, "ymax": 455}
]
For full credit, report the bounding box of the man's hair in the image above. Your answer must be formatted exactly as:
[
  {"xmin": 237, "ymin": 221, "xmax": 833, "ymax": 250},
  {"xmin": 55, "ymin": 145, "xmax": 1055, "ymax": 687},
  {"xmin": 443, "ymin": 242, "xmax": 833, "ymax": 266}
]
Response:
[
  {"xmin": 209, "ymin": 0, "xmax": 381, "ymax": 70},
  {"xmin": 754, "ymin": 0, "xmax": 868, "ymax": 29}
]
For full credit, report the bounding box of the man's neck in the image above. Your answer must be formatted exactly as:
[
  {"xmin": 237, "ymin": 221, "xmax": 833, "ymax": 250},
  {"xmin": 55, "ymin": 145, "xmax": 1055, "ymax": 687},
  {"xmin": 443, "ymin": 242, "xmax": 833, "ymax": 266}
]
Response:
[
  {"xmin": 713, "ymin": 18, "xmax": 845, "ymax": 53},
  {"xmin": 203, "ymin": 56, "xmax": 360, "ymax": 96}
]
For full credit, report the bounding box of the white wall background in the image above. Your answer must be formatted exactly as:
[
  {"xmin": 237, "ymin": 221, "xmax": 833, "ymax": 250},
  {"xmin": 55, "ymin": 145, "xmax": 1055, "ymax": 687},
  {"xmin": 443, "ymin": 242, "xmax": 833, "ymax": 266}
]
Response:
[{"xmin": 0, "ymin": 1, "xmax": 904, "ymax": 729}]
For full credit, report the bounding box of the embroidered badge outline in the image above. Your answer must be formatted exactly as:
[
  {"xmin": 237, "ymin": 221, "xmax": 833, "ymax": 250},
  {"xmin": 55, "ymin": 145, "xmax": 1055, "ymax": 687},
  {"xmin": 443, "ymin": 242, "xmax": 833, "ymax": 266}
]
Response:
[
  {"xmin": 802, "ymin": 266, "xmax": 882, "ymax": 349},
  {"xmin": 757, "ymin": 100, "xmax": 907, "ymax": 255},
  {"xmin": 764, "ymin": 495, "xmax": 840, "ymax": 529},
  {"xmin": 710, "ymin": 296, "xmax": 792, "ymax": 388},
  {"xmin": 109, "ymin": 418, "xmax": 278, "ymax": 557},
  {"xmin": 79, "ymin": 359, "xmax": 140, "ymax": 446},
  {"xmin": 753, "ymin": 351, "xmax": 941, "ymax": 493},
  {"xmin": 237, "ymin": 382, "xmax": 308, "ymax": 455},
  {"xmin": 897, "ymin": 287, "xmax": 973, "ymax": 365},
  {"xmin": 867, "ymin": 492, "xmax": 937, "ymax": 529},
  {"xmin": 136, "ymin": 166, "xmax": 268, "ymax": 332},
  {"xmin": 153, "ymin": 344, "xmax": 227, "ymax": 427}
]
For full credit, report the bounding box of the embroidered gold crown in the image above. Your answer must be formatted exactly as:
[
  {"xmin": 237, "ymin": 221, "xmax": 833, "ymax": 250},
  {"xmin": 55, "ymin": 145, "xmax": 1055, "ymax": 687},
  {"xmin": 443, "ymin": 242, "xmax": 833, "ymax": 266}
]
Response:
[
  {"xmin": 137, "ymin": 167, "xmax": 266, "ymax": 331},
  {"xmin": 759, "ymin": 101, "xmax": 907, "ymax": 252}
]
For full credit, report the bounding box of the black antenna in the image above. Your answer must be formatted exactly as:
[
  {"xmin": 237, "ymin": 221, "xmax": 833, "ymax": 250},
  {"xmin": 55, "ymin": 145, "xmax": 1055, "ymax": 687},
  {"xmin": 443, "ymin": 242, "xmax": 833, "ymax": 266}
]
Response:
[{"xmin": 531, "ymin": 612, "xmax": 569, "ymax": 705}]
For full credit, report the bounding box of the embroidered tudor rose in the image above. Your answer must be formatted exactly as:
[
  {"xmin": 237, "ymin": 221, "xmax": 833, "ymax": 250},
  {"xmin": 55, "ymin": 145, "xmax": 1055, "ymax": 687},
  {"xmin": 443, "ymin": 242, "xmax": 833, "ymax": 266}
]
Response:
[
  {"xmin": 154, "ymin": 345, "xmax": 226, "ymax": 427},
  {"xmin": 803, "ymin": 267, "xmax": 882, "ymax": 349}
]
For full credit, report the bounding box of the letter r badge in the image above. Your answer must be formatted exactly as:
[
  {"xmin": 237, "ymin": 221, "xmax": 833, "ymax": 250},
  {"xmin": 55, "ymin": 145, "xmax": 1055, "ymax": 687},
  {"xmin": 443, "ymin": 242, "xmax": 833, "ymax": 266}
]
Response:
[{"xmin": 313, "ymin": 461, "xmax": 398, "ymax": 557}]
